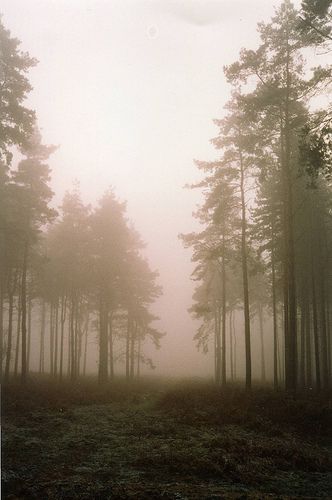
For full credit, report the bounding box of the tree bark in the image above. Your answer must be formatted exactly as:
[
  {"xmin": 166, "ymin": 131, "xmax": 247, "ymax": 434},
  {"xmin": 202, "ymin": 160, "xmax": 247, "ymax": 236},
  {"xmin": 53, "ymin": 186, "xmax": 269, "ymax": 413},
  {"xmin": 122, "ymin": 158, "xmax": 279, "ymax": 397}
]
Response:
[
  {"xmin": 229, "ymin": 309, "xmax": 234, "ymax": 381},
  {"xmin": 221, "ymin": 241, "xmax": 227, "ymax": 386},
  {"xmin": 108, "ymin": 311, "xmax": 114, "ymax": 379},
  {"xmin": 215, "ymin": 305, "xmax": 221, "ymax": 385},
  {"xmin": 21, "ymin": 240, "xmax": 28, "ymax": 384},
  {"xmin": 39, "ymin": 300, "xmax": 46, "ymax": 374},
  {"xmin": 125, "ymin": 312, "xmax": 131, "ymax": 382},
  {"xmin": 59, "ymin": 295, "xmax": 67, "ymax": 381},
  {"xmin": 258, "ymin": 305, "xmax": 266, "ymax": 383},
  {"xmin": 5, "ymin": 282, "xmax": 14, "ymax": 383},
  {"xmin": 98, "ymin": 297, "xmax": 108, "ymax": 384},
  {"xmin": 27, "ymin": 295, "xmax": 32, "ymax": 373},
  {"xmin": 271, "ymin": 219, "xmax": 279, "ymax": 390},
  {"xmin": 239, "ymin": 146, "xmax": 251, "ymax": 391}
]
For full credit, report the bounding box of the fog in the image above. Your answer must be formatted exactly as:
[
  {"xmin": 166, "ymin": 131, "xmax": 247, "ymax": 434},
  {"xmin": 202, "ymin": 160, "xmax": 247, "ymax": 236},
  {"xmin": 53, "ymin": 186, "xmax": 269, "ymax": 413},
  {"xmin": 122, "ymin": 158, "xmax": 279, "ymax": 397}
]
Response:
[
  {"xmin": 3, "ymin": 0, "xmax": 297, "ymax": 379},
  {"xmin": 3, "ymin": 2, "xmax": 332, "ymax": 497}
]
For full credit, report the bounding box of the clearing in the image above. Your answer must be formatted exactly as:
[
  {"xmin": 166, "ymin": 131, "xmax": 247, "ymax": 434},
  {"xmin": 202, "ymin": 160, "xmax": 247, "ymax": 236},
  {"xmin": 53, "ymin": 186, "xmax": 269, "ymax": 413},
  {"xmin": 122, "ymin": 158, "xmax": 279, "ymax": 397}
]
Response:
[{"xmin": 2, "ymin": 379, "xmax": 332, "ymax": 499}]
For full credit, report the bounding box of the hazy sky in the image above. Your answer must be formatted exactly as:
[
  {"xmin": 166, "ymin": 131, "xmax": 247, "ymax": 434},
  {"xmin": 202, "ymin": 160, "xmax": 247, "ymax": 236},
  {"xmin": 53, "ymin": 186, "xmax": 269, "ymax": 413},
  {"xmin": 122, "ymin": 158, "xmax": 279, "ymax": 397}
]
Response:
[{"xmin": 2, "ymin": 0, "xmax": 302, "ymax": 376}]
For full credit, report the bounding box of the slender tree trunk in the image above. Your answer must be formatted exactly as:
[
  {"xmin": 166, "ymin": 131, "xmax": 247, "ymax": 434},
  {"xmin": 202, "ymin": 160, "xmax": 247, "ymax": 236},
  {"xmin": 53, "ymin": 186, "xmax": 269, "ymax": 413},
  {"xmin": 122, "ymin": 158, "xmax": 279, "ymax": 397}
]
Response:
[
  {"xmin": 125, "ymin": 312, "xmax": 131, "ymax": 382},
  {"xmin": 59, "ymin": 295, "xmax": 67, "ymax": 381},
  {"xmin": 39, "ymin": 300, "xmax": 46, "ymax": 374},
  {"xmin": 221, "ymin": 242, "xmax": 227, "ymax": 386},
  {"xmin": 5, "ymin": 286, "xmax": 14, "ymax": 382},
  {"xmin": 137, "ymin": 336, "xmax": 141, "ymax": 379},
  {"xmin": 215, "ymin": 305, "xmax": 221, "ymax": 385},
  {"xmin": 14, "ymin": 293, "xmax": 22, "ymax": 377},
  {"xmin": 318, "ymin": 256, "xmax": 329, "ymax": 389},
  {"xmin": 108, "ymin": 312, "xmax": 114, "ymax": 380},
  {"xmin": 27, "ymin": 295, "xmax": 32, "ymax": 373},
  {"xmin": 271, "ymin": 221, "xmax": 279, "ymax": 390},
  {"xmin": 258, "ymin": 305, "xmax": 266, "ymax": 384},
  {"xmin": 50, "ymin": 303, "xmax": 54, "ymax": 377},
  {"xmin": 229, "ymin": 309, "xmax": 234, "ymax": 381},
  {"xmin": 282, "ymin": 33, "xmax": 297, "ymax": 392},
  {"xmin": 326, "ymin": 298, "xmax": 331, "ymax": 383},
  {"xmin": 0, "ymin": 282, "xmax": 3, "ymax": 382},
  {"xmin": 83, "ymin": 313, "xmax": 89, "ymax": 377},
  {"xmin": 74, "ymin": 303, "xmax": 79, "ymax": 378},
  {"xmin": 312, "ymin": 270, "xmax": 321, "ymax": 391},
  {"xmin": 214, "ymin": 320, "xmax": 217, "ymax": 382},
  {"xmin": 67, "ymin": 301, "xmax": 71, "ymax": 377},
  {"xmin": 54, "ymin": 299, "xmax": 59, "ymax": 377},
  {"xmin": 98, "ymin": 297, "xmax": 108, "ymax": 384},
  {"xmin": 21, "ymin": 240, "xmax": 28, "ymax": 384},
  {"xmin": 130, "ymin": 321, "xmax": 136, "ymax": 380},
  {"xmin": 305, "ymin": 298, "xmax": 312, "ymax": 388},
  {"xmin": 310, "ymin": 197, "xmax": 321, "ymax": 391},
  {"xmin": 277, "ymin": 311, "xmax": 283, "ymax": 386},
  {"xmin": 299, "ymin": 293, "xmax": 306, "ymax": 389},
  {"xmin": 70, "ymin": 296, "xmax": 75, "ymax": 380},
  {"xmin": 239, "ymin": 147, "xmax": 251, "ymax": 391},
  {"xmin": 232, "ymin": 312, "xmax": 237, "ymax": 380}
]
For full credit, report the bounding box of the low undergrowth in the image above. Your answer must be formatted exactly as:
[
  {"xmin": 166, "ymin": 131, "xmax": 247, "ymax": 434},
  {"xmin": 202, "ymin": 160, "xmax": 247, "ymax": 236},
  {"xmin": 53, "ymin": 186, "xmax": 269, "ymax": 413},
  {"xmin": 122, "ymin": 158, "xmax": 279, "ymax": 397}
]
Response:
[{"xmin": 2, "ymin": 378, "xmax": 332, "ymax": 499}]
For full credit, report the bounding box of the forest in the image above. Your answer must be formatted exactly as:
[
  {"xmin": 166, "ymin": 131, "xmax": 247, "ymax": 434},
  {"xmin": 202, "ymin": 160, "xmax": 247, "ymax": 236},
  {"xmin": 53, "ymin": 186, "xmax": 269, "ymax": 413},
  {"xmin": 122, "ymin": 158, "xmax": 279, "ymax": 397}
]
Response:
[{"xmin": 2, "ymin": 1, "xmax": 332, "ymax": 499}]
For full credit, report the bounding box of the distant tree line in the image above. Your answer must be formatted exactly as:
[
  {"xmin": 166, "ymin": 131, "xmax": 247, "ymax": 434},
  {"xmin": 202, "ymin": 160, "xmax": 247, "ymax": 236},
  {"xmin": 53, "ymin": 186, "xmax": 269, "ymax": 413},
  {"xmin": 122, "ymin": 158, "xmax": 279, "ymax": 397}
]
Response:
[
  {"xmin": 182, "ymin": 0, "xmax": 332, "ymax": 391},
  {"xmin": 0, "ymin": 18, "xmax": 163, "ymax": 384}
]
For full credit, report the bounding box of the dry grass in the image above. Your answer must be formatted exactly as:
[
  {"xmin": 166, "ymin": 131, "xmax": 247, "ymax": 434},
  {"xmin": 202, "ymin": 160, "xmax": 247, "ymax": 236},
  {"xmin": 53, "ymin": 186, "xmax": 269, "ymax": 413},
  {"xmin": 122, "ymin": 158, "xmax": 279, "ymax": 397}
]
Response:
[{"xmin": 2, "ymin": 378, "xmax": 332, "ymax": 499}]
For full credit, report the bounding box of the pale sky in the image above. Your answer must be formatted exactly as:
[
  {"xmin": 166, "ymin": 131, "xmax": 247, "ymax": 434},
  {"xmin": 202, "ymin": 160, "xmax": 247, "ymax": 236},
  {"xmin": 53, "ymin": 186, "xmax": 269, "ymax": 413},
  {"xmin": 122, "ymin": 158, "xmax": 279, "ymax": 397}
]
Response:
[{"xmin": 2, "ymin": 0, "xmax": 302, "ymax": 376}]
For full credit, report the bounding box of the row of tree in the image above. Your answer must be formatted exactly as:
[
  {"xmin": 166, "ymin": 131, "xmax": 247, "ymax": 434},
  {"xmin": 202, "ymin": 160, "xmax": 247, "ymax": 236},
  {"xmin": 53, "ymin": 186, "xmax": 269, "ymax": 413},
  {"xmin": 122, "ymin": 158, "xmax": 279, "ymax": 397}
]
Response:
[
  {"xmin": 183, "ymin": 0, "xmax": 332, "ymax": 391},
  {"xmin": 0, "ymin": 18, "xmax": 163, "ymax": 384}
]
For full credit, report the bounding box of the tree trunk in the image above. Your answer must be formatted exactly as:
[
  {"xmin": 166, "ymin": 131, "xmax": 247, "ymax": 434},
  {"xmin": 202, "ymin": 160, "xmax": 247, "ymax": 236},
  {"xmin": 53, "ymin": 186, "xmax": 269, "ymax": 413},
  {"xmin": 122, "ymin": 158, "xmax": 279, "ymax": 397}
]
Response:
[
  {"xmin": 50, "ymin": 303, "xmax": 54, "ymax": 377},
  {"xmin": 27, "ymin": 295, "xmax": 32, "ymax": 373},
  {"xmin": 312, "ymin": 270, "xmax": 321, "ymax": 391},
  {"xmin": 59, "ymin": 295, "xmax": 67, "ymax": 381},
  {"xmin": 108, "ymin": 312, "xmax": 114, "ymax": 379},
  {"xmin": 232, "ymin": 312, "xmax": 237, "ymax": 380},
  {"xmin": 39, "ymin": 300, "xmax": 46, "ymax": 374},
  {"xmin": 137, "ymin": 336, "xmax": 141, "ymax": 378},
  {"xmin": 14, "ymin": 293, "xmax": 22, "ymax": 377},
  {"xmin": 229, "ymin": 309, "xmax": 234, "ymax": 381},
  {"xmin": 54, "ymin": 299, "xmax": 59, "ymax": 377},
  {"xmin": 0, "ymin": 282, "xmax": 3, "ymax": 382},
  {"xmin": 5, "ymin": 285, "xmax": 14, "ymax": 382},
  {"xmin": 258, "ymin": 305, "xmax": 266, "ymax": 384},
  {"xmin": 221, "ymin": 242, "xmax": 227, "ymax": 386},
  {"xmin": 74, "ymin": 303, "xmax": 79, "ymax": 378},
  {"xmin": 130, "ymin": 321, "xmax": 136, "ymax": 380},
  {"xmin": 282, "ymin": 33, "xmax": 297, "ymax": 392},
  {"xmin": 239, "ymin": 147, "xmax": 251, "ymax": 391},
  {"xmin": 98, "ymin": 297, "xmax": 108, "ymax": 384},
  {"xmin": 215, "ymin": 305, "xmax": 221, "ymax": 385},
  {"xmin": 125, "ymin": 312, "xmax": 131, "ymax": 382},
  {"xmin": 70, "ymin": 296, "xmax": 75, "ymax": 380},
  {"xmin": 271, "ymin": 220, "xmax": 279, "ymax": 390},
  {"xmin": 21, "ymin": 240, "xmax": 28, "ymax": 384},
  {"xmin": 318, "ymin": 252, "xmax": 329, "ymax": 389},
  {"xmin": 305, "ymin": 298, "xmax": 312, "ymax": 388},
  {"xmin": 83, "ymin": 314, "xmax": 88, "ymax": 377},
  {"xmin": 299, "ymin": 293, "xmax": 306, "ymax": 389}
]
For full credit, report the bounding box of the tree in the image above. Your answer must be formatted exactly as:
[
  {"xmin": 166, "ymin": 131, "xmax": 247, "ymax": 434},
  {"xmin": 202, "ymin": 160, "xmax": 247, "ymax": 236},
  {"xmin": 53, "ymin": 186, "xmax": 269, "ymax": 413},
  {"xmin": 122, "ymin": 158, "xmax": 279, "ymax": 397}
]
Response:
[
  {"xmin": 181, "ymin": 154, "xmax": 242, "ymax": 386},
  {"xmin": 11, "ymin": 129, "xmax": 56, "ymax": 383},
  {"xmin": 298, "ymin": 0, "xmax": 332, "ymax": 43},
  {"xmin": 0, "ymin": 17, "xmax": 37, "ymax": 166},
  {"xmin": 224, "ymin": 0, "xmax": 330, "ymax": 391}
]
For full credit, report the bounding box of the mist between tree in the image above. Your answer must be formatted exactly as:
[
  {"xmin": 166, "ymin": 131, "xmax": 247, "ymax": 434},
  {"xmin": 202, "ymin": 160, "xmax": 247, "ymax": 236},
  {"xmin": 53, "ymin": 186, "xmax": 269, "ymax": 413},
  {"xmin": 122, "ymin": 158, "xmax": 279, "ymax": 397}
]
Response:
[{"xmin": 1, "ymin": 0, "xmax": 332, "ymax": 394}]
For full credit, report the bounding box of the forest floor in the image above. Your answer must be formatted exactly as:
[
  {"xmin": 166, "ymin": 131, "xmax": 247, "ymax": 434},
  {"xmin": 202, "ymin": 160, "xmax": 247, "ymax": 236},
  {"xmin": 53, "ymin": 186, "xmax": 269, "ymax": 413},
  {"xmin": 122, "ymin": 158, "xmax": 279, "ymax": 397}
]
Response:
[{"xmin": 2, "ymin": 378, "xmax": 332, "ymax": 499}]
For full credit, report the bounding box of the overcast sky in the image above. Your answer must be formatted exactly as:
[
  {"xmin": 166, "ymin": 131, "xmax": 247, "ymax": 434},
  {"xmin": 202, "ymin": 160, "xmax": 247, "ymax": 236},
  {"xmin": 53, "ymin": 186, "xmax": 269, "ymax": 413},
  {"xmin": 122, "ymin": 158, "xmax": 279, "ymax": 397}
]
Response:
[{"xmin": 2, "ymin": 0, "xmax": 302, "ymax": 376}]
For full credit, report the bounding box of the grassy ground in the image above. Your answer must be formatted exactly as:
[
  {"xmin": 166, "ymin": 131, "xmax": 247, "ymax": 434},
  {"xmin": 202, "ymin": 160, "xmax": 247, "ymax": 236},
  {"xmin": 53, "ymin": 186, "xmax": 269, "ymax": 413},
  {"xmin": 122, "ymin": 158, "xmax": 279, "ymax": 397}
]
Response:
[{"xmin": 2, "ymin": 378, "xmax": 332, "ymax": 499}]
